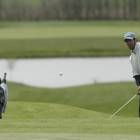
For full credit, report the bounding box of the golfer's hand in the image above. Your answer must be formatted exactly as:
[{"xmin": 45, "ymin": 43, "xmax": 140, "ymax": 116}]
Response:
[{"xmin": 137, "ymin": 86, "xmax": 140, "ymax": 95}]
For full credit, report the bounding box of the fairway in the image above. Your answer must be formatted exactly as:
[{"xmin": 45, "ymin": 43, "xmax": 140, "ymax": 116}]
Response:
[
  {"xmin": 0, "ymin": 21, "xmax": 140, "ymax": 58},
  {"xmin": 1, "ymin": 133, "xmax": 140, "ymax": 140},
  {"xmin": 1, "ymin": 21, "xmax": 140, "ymax": 139},
  {"xmin": 1, "ymin": 82, "xmax": 140, "ymax": 139},
  {"xmin": 0, "ymin": 21, "xmax": 140, "ymax": 39},
  {"xmin": 1, "ymin": 0, "xmax": 140, "ymax": 139}
]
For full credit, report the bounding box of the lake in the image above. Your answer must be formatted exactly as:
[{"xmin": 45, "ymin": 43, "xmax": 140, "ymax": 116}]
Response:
[{"xmin": 0, "ymin": 57, "xmax": 133, "ymax": 88}]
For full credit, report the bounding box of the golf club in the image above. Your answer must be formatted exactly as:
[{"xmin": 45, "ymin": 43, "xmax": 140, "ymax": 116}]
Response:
[{"xmin": 110, "ymin": 94, "xmax": 137, "ymax": 118}]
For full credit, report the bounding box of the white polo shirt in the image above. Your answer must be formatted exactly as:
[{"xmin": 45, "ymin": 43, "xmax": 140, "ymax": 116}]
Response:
[{"xmin": 130, "ymin": 42, "xmax": 140, "ymax": 77}]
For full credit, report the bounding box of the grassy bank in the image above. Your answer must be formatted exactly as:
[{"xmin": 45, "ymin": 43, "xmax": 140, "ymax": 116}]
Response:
[
  {"xmin": 0, "ymin": 21, "xmax": 140, "ymax": 58},
  {"xmin": 0, "ymin": 82, "xmax": 140, "ymax": 139},
  {"xmin": 8, "ymin": 82, "xmax": 137, "ymax": 117}
]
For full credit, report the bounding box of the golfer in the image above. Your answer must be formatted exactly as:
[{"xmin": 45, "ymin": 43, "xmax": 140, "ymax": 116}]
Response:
[
  {"xmin": 0, "ymin": 73, "xmax": 8, "ymax": 119},
  {"xmin": 124, "ymin": 32, "xmax": 140, "ymax": 94}
]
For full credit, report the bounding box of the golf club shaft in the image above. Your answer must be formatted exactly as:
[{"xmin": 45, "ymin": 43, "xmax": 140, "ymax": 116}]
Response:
[{"xmin": 110, "ymin": 94, "xmax": 137, "ymax": 118}]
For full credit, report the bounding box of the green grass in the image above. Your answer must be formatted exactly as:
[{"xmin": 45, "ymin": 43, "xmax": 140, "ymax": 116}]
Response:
[
  {"xmin": 0, "ymin": 21, "xmax": 140, "ymax": 58},
  {"xmin": 8, "ymin": 82, "xmax": 137, "ymax": 117},
  {"xmin": 1, "ymin": 82, "xmax": 140, "ymax": 139},
  {"xmin": 0, "ymin": 37, "xmax": 125, "ymax": 58},
  {"xmin": 1, "ymin": 134, "xmax": 140, "ymax": 140},
  {"xmin": 1, "ymin": 20, "xmax": 140, "ymax": 139}
]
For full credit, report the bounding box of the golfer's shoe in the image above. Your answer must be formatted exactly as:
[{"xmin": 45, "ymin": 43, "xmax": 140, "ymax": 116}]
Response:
[{"xmin": 138, "ymin": 92, "xmax": 140, "ymax": 95}]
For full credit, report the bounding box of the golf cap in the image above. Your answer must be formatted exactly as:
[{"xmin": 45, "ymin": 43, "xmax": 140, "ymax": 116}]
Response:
[{"xmin": 124, "ymin": 32, "xmax": 136, "ymax": 41}]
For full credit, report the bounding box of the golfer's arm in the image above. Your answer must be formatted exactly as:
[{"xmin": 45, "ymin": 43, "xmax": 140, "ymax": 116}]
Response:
[{"xmin": 134, "ymin": 75, "xmax": 140, "ymax": 86}]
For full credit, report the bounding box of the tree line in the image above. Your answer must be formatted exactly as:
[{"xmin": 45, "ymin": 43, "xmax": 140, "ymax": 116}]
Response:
[{"xmin": 0, "ymin": 0, "xmax": 140, "ymax": 20}]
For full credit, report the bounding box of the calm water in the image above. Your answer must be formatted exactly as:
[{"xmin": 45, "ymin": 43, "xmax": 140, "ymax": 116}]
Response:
[{"xmin": 0, "ymin": 57, "xmax": 132, "ymax": 88}]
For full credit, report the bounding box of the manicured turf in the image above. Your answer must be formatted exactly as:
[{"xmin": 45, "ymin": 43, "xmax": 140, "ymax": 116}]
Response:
[
  {"xmin": 0, "ymin": 21, "xmax": 140, "ymax": 58},
  {"xmin": 8, "ymin": 82, "xmax": 138, "ymax": 117},
  {"xmin": 1, "ymin": 21, "xmax": 140, "ymax": 139},
  {"xmin": 1, "ymin": 133, "xmax": 140, "ymax": 140},
  {"xmin": 1, "ymin": 82, "xmax": 140, "ymax": 139}
]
